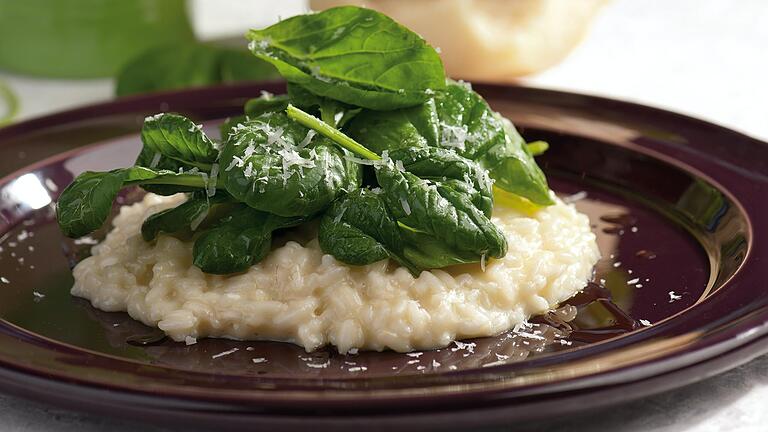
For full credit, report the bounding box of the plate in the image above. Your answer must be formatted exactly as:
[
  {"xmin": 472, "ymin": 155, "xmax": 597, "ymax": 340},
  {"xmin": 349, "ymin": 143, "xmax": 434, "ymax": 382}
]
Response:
[{"xmin": 0, "ymin": 82, "xmax": 765, "ymax": 430}]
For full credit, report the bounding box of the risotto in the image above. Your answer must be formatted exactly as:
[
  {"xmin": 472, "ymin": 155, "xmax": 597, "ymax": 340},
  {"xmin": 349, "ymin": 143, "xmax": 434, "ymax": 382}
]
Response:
[{"xmin": 72, "ymin": 193, "xmax": 599, "ymax": 353}]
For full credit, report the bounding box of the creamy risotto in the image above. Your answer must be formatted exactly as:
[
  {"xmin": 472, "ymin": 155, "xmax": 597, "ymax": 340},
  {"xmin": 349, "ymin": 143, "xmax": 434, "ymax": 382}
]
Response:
[{"xmin": 72, "ymin": 193, "xmax": 599, "ymax": 353}]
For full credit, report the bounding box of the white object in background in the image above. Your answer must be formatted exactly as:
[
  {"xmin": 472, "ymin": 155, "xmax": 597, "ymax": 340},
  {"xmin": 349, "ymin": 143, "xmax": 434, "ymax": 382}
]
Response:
[
  {"xmin": 190, "ymin": 0, "xmax": 307, "ymax": 39},
  {"xmin": 310, "ymin": 0, "xmax": 608, "ymax": 81},
  {"xmin": 524, "ymin": 0, "xmax": 768, "ymax": 142}
]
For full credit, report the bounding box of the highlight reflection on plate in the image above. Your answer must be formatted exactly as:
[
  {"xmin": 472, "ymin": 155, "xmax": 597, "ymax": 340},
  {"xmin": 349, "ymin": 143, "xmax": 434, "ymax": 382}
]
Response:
[{"xmin": 0, "ymin": 83, "xmax": 764, "ymax": 430}]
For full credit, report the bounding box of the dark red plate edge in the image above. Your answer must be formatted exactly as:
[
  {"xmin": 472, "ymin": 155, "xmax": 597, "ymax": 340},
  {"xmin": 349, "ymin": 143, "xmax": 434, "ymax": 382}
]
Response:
[{"xmin": 0, "ymin": 326, "xmax": 766, "ymax": 430}]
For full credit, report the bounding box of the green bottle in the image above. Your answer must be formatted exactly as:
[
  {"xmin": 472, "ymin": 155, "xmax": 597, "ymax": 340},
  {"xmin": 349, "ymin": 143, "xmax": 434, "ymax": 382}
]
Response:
[{"xmin": 0, "ymin": 0, "xmax": 194, "ymax": 78}]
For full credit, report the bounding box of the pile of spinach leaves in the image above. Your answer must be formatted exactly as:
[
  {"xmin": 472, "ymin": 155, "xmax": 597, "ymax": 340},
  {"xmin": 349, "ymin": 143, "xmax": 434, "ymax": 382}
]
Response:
[{"xmin": 56, "ymin": 6, "xmax": 553, "ymax": 276}]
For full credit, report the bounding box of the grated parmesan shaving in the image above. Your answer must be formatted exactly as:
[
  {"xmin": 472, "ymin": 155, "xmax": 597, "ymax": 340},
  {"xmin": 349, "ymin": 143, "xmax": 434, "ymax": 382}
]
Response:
[
  {"xmin": 564, "ymin": 191, "xmax": 588, "ymax": 203},
  {"xmin": 190, "ymin": 208, "xmax": 208, "ymax": 231},
  {"xmin": 343, "ymin": 154, "xmax": 377, "ymax": 165},
  {"xmin": 243, "ymin": 161, "xmax": 254, "ymax": 178},
  {"xmin": 149, "ymin": 152, "xmax": 162, "ymax": 169},
  {"xmin": 394, "ymin": 159, "xmax": 405, "ymax": 172},
  {"xmin": 298, "ymin": 130, "xmax": 316, "ymax": 148},
  {"xmin": 400, "ymin": 197, "xmax": 411, "ymax": 215},
  {"xmin": 305, "ymin": 360, "xmax": 330, "ymax": 369},
  {"xmin": 440, "ymin": 122, "xmax": 469, "ymax": 151},
  {"xmin": 211, "ymin": 347, "xmax": 239, "ymax": 359},
  {"xmin": 266, "ymin": 126, "xmax": 285, "ymax": 147},
  {"xmin": 333, "ymin": 204, "xmax": 348, "ymax": 223},
  {"xmin": 207, "ymin": 163, "xmax": 219, "ymax": 197}
]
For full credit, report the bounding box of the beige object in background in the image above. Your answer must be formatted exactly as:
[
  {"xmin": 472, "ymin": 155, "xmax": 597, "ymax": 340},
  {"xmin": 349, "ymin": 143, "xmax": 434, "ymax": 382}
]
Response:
[{"xmin": 310, "ymin": 0, "xmax": 608, "ymax": 81}]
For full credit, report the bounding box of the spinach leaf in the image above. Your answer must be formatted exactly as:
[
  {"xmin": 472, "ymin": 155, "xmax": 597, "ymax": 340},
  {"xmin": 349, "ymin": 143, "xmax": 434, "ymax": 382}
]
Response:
[
  {"xmin": 287, "ymin": 84, "xmax": 361, "ymax": 128},
  {"xmin": 434, "ymin": 82, "xmax": 553, "ymax": 205},
  {"xmin": 218, "ymin": 111, "xmax": 361, "ymax": 217},
  {"xmin": 346, "ymin": 81, "xmax": 554, "ymax": 205},
  {"xmin": 192, "ymin": 205, "xmax": 304, "ymax": 274},
  {"xmin": 141, "ymin": 192, "xmax": 231, "ymax": 242},
  {"xmin": 389, "ymin": 146, "xmax": 494, "ymax": 217},
  {"xmin": 244, "ymin": 93, "xmax": 290, "ymax": 117},
  {"xmin": 219, "ymin": 115, "xmax": 247, "ymax": 144},
  {"xmin": 488, "ymin": 114, "xmax": 553, "ymax": 206},
  {"xmin": 141, "ymin": 113, "xmax": 217, "ymax": 170},
  {"xmin": 319, "ymin": 188, "xmax": 413, "ymax": 272},
  {"xmin": 375, "ymin": 149, "xmax": 507, "ymax": 261},
  {"xmin": 319, "ymin": 187, "xmax": 486, "ymax": 275},
  {"xmin": 398, "ymin": 228, "xmax": 485, "ymax": 270},
  {"xmin": 289, "ymin": 105, "xmax": 506, "ymax": 272},
  {"xmin": 287, "ymin": 105, "xmax": 380, "ymax": 160},
  {"xmin": 116, "ymin": 43, "xmax": 279, "ymax": 97},
  {"xmin": 247, "ymin": 6, "xmax": 445, "ymax": 110},
  {"xmin": 345, "ymin": 99, "xmax": 438, "ymax": 153},
  {"xmin": 56, "ymin": 167, "xmax": 209, "ymax": 238}
]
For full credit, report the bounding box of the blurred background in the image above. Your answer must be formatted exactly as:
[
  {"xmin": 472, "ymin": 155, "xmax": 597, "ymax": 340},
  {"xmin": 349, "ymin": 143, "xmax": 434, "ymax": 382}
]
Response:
[{"xmin": 0, "ymin": 0, "xmax": 766, "ymax": 142}]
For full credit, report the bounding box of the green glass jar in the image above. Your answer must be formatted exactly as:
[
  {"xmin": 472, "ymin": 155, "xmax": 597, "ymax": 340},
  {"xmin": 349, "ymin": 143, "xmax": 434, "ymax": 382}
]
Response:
[{"xmin": 0, "ymin": 0, "xmax": 194, "ymax": 78}]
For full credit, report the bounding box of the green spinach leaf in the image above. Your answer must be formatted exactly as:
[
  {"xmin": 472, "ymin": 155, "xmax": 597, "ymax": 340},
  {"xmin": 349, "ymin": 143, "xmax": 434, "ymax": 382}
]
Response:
[
  {"xmin": 347, "ymin": 81, "xmax": 553, "ymax": 205},
  {"xmin": 219, "ymin": 115, "xmax": 247, "ymax": 144},
  {"xmin": 287, "ymin": 84, "xmax": 361, "ymax": 128},
  {"xmin": 141, "ymin": 192, "xmax": 231, "ymax": 242},
  {"xmin": 219, "ymin": 111, "xmax": 361, "ymax": 217},
  {"xmin": 319, "ymin": 187, "xmax": 488, "ymax": 275},
  {"xmin": 247, "ymin": 6, "xmax": 445, "ymax": 110},
  {"xmin": 56, "ymin": 167, "xmax": 209, "ymax": 238},
  {"xmin": 319, "ymin": 188, "xmax": 413, "ymax": 271},
  {"xmin": 290, "ymin": 105, "xmax": 506, "ymax": 273},
  {"xmin": 141, "ymin": 113, "xmax": 217, "ymax": 170},
  {"xmin": 375, "ymin": 149, "xmax": 507, "ymax": 261},
  {"xmin": 192, "ymin": 205, "xmax": 304, "ymax": 274},
  {"xmin": 244, "ymin": 93, "xmax": 290, "ymax": 117}
]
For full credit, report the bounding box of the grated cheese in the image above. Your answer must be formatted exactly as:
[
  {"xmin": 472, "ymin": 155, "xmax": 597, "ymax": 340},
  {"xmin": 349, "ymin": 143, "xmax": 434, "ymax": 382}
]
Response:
[
  {"xmin": 149, "ymin": 152, "xmax": 162, "ymax": 169},
  {"xmin": 211, "ymin": 347, "xmax": 239, "ymax": 359},
  {"xmin": 400, "ymin": 197, "xmax": 411, "ymax": 215},
  {"xmin": 298, "ymin": 130, "xmax": 316, "ymax": 148},
  {"xmin": 439, "ymin": 122, "xmax": 469, "ymax": 151},
  {"xmin": 190, "ymin": 208, "xmax": 208, "ymax": 231},
  {"xmin": 207, "ymin": 163, "xmax": 219, "ymax": 197}
]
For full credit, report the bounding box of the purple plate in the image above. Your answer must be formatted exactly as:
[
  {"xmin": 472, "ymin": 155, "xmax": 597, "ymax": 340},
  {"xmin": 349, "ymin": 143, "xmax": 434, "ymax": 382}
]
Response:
[{"xmin": 0, "ymin": 83, "xmax": 765, "ymax": 430}]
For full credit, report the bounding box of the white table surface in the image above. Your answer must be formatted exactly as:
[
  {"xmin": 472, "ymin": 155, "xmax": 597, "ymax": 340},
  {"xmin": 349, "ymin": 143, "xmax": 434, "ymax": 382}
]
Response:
[{"xmin": 1, "ymin": 1, "xmax": 766, "ymax": 430}]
